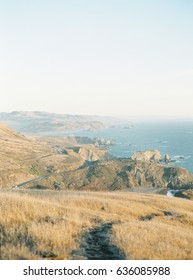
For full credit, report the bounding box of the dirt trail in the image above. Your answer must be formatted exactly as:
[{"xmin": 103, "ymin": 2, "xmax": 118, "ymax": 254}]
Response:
[{"xmin": 72, "ymin": 222, "xmax": 126, "ymax": 260}]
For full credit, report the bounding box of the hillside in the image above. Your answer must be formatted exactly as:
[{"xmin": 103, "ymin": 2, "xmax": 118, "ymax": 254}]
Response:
[
  {"xmin": 0, "ymin": 124, "xmax": 108, "ymax": 189},
  {"xmin": 56, "ymin": 159, "xmax": 193, "ymax": 191},
  {"xmin": 0, "ymin": 111, "xmax": 111, "ymax": 134},
  {"xmin": 1, "ymin": 190, "xmax": 193, "ymax": 260},
  {"xmin": 0, "ymin": 122, "xmax": 26, "ymax": 139},
  {"xmin": 1, "ymin": 123, "xmax": 193, "ymax": 260}
]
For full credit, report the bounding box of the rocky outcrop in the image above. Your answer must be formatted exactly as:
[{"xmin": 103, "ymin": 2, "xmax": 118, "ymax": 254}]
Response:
[
  {"xmin": 131, "ymin": 150, "xmax": 162, "ymax": 162},
  {"xmin": 70, "ymin": 147, "xmax": 101, "ymax": 161},
  {"xmin": 77, "ymin": 147, "xmax": 100, "ymax": 162},
  {"xmin": 164, "ymin": 154, "xmax": 170, "ymax": 163},
  {"xmin": 94, "ymin": 137, "xmax": 115, "ymax": 147}
]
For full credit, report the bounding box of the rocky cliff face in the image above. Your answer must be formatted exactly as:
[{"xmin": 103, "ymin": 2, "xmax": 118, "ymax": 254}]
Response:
[{"xmin": 61, "ymin": 159, "xmax": 193, "ymax": 191}]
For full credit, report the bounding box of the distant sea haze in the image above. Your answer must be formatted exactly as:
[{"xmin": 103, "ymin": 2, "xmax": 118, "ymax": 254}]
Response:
[{"xmin": 68, "ymin": 122, "xmax": 193, "ymax": 173}]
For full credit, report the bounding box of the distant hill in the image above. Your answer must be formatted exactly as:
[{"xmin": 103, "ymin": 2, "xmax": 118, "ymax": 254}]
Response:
[{"xmin": 0, "ymin": 111, "xmax": 115, "ymax": 135}]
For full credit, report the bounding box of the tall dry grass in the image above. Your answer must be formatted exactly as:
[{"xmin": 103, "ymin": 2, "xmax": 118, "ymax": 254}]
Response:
[{"xmin": 0, "ymin": 190, "xmax": 193, "ymax": 259}]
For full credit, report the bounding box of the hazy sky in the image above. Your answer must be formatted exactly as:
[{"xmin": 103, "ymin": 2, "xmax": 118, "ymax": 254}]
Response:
[{"xmin": 1, "ymin": 0, "xmax": 193, "ymax": 119}]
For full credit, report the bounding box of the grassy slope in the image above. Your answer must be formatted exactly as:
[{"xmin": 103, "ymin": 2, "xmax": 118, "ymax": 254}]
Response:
[{"xmin": 0, "ymin": 190, "xmax": 193, "ymax": 260}]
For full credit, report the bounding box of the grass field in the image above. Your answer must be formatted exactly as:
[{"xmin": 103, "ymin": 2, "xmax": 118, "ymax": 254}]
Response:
[{"xmin": 0, "ymin": 190, "xmax": 193, "ymax": 260}]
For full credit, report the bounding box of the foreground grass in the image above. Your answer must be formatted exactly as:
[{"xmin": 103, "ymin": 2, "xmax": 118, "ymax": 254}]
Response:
[{"xmin": 0, "ymin": 190, "xmax": 193, "ymax": 259}]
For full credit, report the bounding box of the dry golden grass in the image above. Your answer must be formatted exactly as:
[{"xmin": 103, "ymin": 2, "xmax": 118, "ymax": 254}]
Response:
[{"xmin": 0, "ymin": 190, "xmax": 193, "ymax": 260}]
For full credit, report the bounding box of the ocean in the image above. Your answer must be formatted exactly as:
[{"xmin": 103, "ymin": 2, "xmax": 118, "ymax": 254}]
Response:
[{"xmin": 70, "ymin": 122, "xmax": 193, "ymax": 173}]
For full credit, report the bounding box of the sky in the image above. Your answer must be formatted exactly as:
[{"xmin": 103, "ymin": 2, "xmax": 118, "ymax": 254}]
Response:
[{"xmin": 0, "ymin": 0, "xmax": 193, "ymax": 119}]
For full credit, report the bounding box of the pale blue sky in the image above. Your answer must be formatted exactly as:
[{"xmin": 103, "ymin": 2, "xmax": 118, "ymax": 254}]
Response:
[{"xmin": 1, "ymin": 0, "xmax": 193, "ymax": 119}]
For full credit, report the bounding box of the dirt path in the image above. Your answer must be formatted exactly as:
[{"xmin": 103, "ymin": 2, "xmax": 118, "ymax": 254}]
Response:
[{"xmin": 72, "ymin": 223, "xmax": 126, "ymax": 260}]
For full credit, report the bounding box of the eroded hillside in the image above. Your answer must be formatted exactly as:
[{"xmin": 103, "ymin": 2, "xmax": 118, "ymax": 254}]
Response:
[{"xmin": 58, "ymin": 159, "xmax": 193, "ymax": 191}]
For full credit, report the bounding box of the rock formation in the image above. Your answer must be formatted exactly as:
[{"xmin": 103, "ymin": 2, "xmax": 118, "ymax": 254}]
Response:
[
  {"xmin": 94, "ymin": 137, "xmax": 115, "ymax": 147},
  {"xmin": 71, "ymin": 147, "xmax": 100, "ymax": 161},
  {"xmin": 164, "ymin": 154, "xmax": 170, "ymax": 163},
  {"xmin": 131, "ymin": 150, "xmax": 162, "ymax": 162}
]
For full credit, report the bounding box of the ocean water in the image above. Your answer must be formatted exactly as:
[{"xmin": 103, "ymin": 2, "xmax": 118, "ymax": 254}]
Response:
[{"xmin": 71, "ymin": 122, "xmax": 193, "ymax": 173}]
